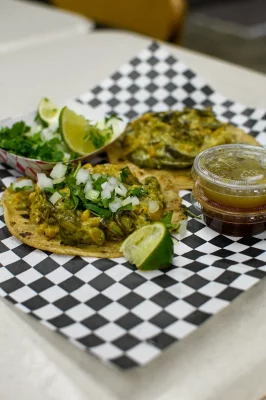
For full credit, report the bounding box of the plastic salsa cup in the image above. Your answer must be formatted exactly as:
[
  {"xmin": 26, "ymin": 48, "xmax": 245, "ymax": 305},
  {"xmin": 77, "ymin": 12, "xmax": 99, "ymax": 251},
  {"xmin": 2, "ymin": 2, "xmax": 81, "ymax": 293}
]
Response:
[{"xmin": 191, "ymin": 144, "xmax": 266, "ymax": 236}]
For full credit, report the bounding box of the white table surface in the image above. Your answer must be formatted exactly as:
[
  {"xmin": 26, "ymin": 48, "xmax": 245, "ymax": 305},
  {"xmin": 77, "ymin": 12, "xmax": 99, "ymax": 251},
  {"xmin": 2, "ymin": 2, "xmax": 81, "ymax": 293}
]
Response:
[
  {"xmin": 0, "ymin": 0, "xmax": 93, "ymax": 54},
  {"xmin": 0, "ymin": 32, "xmax": 265, "ymax": 120},
  {"xmin": 1, "ymin": 31, "xmax": 266, "ymax": 400}
]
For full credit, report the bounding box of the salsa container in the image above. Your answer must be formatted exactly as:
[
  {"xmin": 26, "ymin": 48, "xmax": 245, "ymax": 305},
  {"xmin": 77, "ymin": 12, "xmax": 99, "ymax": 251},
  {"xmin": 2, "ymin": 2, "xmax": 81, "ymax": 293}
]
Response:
[{"xmin": 192, "ymin": 144, "xmax": 266, "ymax": 236}]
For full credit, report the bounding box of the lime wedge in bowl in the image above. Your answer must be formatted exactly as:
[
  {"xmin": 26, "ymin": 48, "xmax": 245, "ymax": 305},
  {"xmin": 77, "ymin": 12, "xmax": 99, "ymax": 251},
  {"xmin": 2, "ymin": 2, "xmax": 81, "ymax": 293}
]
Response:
[
  {"xmin": 59, "ymin": 106, "xmax": 123, "ymax": 157},
  {"xmin": 120, "ymin": 222, "xmax": 173, "ymax": 271},
  {"xmin": 0, "ymin": 98, "xmax": 126, "ymax": 179},
  {"xmin": 38, "ymin": 98, "xmax": 60, "ymax": 126},
  {"xmin": 59, "ymin": 107, "xmax": 94, "ymax": 156}
]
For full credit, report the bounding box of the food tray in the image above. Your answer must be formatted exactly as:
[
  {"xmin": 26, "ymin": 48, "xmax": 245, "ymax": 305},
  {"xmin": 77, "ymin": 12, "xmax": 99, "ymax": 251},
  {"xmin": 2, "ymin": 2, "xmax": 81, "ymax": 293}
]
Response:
[{"xmin": 0, "ymin": 41, "xmax": 266, "ymax": 370}]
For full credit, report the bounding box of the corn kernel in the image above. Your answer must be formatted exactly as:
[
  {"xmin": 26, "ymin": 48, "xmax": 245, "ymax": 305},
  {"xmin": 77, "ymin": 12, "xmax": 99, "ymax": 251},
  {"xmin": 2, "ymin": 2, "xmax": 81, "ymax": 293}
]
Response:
[
  {"xmin": 44, "ymin": 226, "xmax": 59, "ymax": 239},
  {"xmin": 37, "ymin": 222, "xmax": 48, "ymax": 235},
  {"xmin": 81, "ymin": 209, "xmax": 90, "ymax": 222},
  {"xmin": 28, "ymin": 192, "xmax": 35, "ymax": 201}
]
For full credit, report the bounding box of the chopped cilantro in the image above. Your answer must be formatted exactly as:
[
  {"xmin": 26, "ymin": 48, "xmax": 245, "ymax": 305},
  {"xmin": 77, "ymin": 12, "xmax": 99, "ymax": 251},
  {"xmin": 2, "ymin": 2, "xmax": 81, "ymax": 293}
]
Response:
[
  {"xmin": 84, "ymin": 124, "xmax": 112, "ymax": 149},
  {"xmin": 93, "ymin": 175, "xmax": 109, "ymax": 191},
  {"xmin": 13, "ymin": 186, "xmax": 33, "ymax": 192},
  {"xmin": 73, "ymin": 162, "xmax": 82, "ymax": 178},
  {"xmin": 63, "ymin": 166, "xmax": 114, "ymax": 213},
  {"xmin": 0, "ymin": 121, "xmax": 66, "ymax": 162},
  {"xmin": 104, "ymin": 114, "xmax": 122, "ymax": 123},
  {"xmin": 120, "ymin": 167, "xmax": 130, "ymax": 182},
  {"xmin": 120, "ymin": 166, "xmax": 139, "ymax": 185},
  {"xmin": 101, "ymin": 198, "xmax": 110, "ymax": 209},
  {"xmin": 161, "ymin": 212, "xmax": 172, "ymax": 225},
  {"xmin": 0, "ymin": 107, "xmax": 121, "ymax": 163},
  {"xmin": 161, "ymin": 212, "xmax": 179, "ymax": 231},
  {"xmin": 35, "ymin": 137, "xmax": 64, "ymax": 162},
  {"xmin": 71, "ymin": 194, "xmax": 80, "ymax": 210},
  {"xmin": 118, "ymin": 204, "xmax": 133, "ymax": 211},
  {"xmin": 86, "ymin": 204, "xmax": 112, "ymax": 218},
  {"xmin": 128, "ymin": 187, "xmax": 148, "ymax": 197},
  {"xmin": 43, "ymin": 187, "xmax": 56, "ymax": 194}
]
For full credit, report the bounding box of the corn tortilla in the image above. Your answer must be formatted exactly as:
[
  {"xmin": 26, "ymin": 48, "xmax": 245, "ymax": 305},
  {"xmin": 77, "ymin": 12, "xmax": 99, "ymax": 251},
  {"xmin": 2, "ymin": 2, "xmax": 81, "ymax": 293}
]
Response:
[
  {"xmin": 106, "ymin": 126, "xmax": 259, "ymax": 191},
  {"xmin": 2, "ymin": 164, "xmax": 186, "ymax": 258}
]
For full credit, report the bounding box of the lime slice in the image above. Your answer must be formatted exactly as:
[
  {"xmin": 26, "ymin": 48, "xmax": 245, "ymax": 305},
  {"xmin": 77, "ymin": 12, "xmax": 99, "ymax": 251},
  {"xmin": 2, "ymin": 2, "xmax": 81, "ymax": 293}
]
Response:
[
  {"xmin": 120, "ymin": 222, "xmax": 173, "ymax": 271},
  {"xmin": 59, "ymin": 107, "xmax": 97, "ymax": 156},
  {"xmin": 38, "ymin": 98, "xmax": 60, "ymax": 126}
]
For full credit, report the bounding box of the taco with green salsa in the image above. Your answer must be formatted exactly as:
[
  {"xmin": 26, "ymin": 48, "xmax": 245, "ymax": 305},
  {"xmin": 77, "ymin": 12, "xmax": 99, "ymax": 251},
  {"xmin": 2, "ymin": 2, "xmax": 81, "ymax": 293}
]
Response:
[
  {"xmin": 107, "ymin": 108, "xmax": 259, "ymax": 189},
  {"xmin": 2, "ymin": 162, "xmax": 185, "ymax": 258}
]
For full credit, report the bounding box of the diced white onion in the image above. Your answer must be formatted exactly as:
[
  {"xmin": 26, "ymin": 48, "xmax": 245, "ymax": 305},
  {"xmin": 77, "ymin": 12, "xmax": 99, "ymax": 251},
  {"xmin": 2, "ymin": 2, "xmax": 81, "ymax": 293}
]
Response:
[
  {"xmin": 84, "ymin": 180, "xmax": 93, "ymax": 193},
  {"xmin": 119, "ymin": 182, "xmax": 127, "ymax": 191},
  {"xmin": 41, "ymin": 127, "xmax": 58, "ymax": 142},
  {"xmin": 76, "ymin": 168, "xmax": 90, "ymax": 185},
  {"xmin": 85, "ymin": 189, "xmax": 100, "ymax": 201},
  {"xmin": 109, "ymin": 197, "xmax": 122, "ymax": 212},
  {"xmin": 95, "ymin": 117, "xmax": 122, "ymax": 140},
  {"xmin": 101, "ymin": 187, "xmax": 112, "ymax": 200},
  {"xmin": 92, "ymin": 173, "xmax": 101, "ymax": 180},
  {"xmin": 13, "ymin": 179, "xmax": 33, "ymax": 190},
  {"xmin": 37, "ymin": 173, "xmax": 53, "ymax": 190},
  {"xmin": 178, "ymin": 220, "xmax": 187, "ymax": 237},
  {"xmin": 115, "ymin": 187, "xmax": 124, "ymax": 197},
  {"xmin": 149, "ymin": 200, "xmax": 159, "ymax": 213},
  {"xmin": 131, "ymin": 196, "xmax": 140, "ymax": 206},
  {"xmin": 27, "ymin": 123, "xmax": 42, "ymax": 136},
  {"xmin": 49, "ymin": 120, "xmax": 59, "ymax": 131},
  {"xmin": 108, "ymin": 177, "xmax": 119, "ymax": 187},
  {"xmin": 106, "ymin": 117, "xmax": 123, "ymax": 138},
  {"xmin": 122, "ymin": 196, "xmax": 139, "ymax": 206},
  {"xmin": 55, "ymin": 141, "xmax": 65, "ymax": 153},
  {"xmin": 101, "ymin": 182, "xmax": 114, "ymax": 200},
  {"xmin": 41, "ymin": 121, "xmax": 59, "ymax": 142},
  {"xmin": 50, "ymin": 163, "xmax": 67, "ymax": 179},
  {"xmin": 115, "ymin": 183, "xmax": 127, "ymax": 197},
  {"xmin": 53, "ymin": 177, "xmax": 65, "ymax": 185},
  {"xmin": 49, "ymin": 191, "xmax": 62, "ymax": 205},
  {"xmin": 122, "ymin": 196, "xmax": 132, "ymax": 206},
  {"xmin": 63, "ymin": 152, "xmax": 71, "ymax": 161}
]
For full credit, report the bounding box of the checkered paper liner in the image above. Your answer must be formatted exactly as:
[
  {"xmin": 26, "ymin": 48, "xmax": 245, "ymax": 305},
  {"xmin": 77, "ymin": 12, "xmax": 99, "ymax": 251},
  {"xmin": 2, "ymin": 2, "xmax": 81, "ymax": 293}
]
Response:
[{"xmin": 1, "ymin": 42, "xmax": 266, "ymax": 370}]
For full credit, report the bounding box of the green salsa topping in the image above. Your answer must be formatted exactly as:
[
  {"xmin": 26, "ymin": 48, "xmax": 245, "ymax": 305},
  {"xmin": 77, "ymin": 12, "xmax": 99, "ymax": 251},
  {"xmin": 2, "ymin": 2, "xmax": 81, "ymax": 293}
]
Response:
[
  {"xmin": 11, "ymin": 163, "xmax": 168, "ymax": 247},
  {"xmin": 120, "ymin": 108, "xmax": 255, "ymax": 169}
]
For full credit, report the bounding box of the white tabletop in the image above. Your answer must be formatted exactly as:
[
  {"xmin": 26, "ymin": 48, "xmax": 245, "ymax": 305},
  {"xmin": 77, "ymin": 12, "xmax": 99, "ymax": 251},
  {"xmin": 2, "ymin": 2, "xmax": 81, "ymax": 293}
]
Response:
[
  {"xmin": 0, "ymin": 0, "xmax": 93, "ymax": 54},
  {"xmin": 0, "ymin": 32, "xmax": 265, "ymax": 120},
  {"xmin": 1, "ymin": 31, "xmax": 266, "ymax": 400}
]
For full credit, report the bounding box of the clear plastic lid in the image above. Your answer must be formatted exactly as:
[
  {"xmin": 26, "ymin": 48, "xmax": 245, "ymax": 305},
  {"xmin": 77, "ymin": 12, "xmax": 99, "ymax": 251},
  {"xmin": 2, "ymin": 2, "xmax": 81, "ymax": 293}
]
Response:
[{"xmin": 192, "ymin": 144, "xmax": 266, "ymax": 197}]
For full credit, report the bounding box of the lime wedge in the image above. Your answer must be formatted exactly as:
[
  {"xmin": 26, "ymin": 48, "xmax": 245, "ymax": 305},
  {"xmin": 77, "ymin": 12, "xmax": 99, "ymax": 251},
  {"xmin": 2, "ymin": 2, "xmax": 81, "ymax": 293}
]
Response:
[
  {"xmin": 38, "ymin": 98, "xmax": 60, "ymax": 126},
  {"xmin": 59, "ymin": 106, "xmax": 96, "ymax": 156},
  {"xmin": 59, "ymin": 107, "xmax": 109, "ymax": 156},
  {"xmin": 120, "ymin": 222, "xmax": 173, "ymax": 271}
]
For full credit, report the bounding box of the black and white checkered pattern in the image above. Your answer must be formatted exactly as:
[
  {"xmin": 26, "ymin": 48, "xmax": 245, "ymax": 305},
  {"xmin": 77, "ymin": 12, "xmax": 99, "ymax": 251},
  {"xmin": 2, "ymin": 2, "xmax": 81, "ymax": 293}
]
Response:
[
  {"xmin": 77, "ymin": 42, "xmax": 266, "ymax": 141},
  {"xmin": 1, "ymin": 41, "xmax": 266, "ymax": 370}
]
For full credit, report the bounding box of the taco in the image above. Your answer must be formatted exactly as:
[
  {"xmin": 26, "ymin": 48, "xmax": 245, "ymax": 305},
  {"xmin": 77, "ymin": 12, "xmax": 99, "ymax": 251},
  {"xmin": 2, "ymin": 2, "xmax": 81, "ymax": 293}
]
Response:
[
  {"xmin": 107, "ymin": 108, "xmax": 259, "ymax": 189},
  {"xmin": 2, "ymin": 163, "xmax": 186, "ymax": 258}
]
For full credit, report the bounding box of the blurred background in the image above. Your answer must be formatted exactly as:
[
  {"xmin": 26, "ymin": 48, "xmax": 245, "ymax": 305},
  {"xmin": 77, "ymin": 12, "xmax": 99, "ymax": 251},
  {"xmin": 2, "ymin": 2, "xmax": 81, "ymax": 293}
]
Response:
[{"xmin": 18, "ymin": 0, "xmax": 266, "ymax": 73}]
